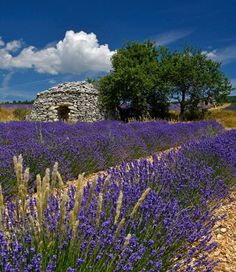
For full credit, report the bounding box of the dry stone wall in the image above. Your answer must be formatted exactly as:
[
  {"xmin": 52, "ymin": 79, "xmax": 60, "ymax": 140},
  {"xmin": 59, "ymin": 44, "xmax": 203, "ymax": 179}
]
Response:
[{"xmin": 29, "ymin": 81, "xmax": 104, "ymax": 122}]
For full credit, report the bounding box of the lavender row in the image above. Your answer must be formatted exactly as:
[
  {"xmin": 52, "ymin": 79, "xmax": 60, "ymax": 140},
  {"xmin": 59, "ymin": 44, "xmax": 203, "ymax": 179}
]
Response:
[
  {"xmin": 0, "ymin": 104, "xmax": 33, "ymax": 110},
  {"xmin": 0, "ymin": 129, "xmax": 235, "ymax": 271},
  {"xmin": 0, "ymin": 120, "xmax": 222, "ymax": 196}
]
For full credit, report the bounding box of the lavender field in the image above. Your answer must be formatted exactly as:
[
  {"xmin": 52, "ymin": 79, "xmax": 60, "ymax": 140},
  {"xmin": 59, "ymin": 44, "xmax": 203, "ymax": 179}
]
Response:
[
  {"xmin": 0, "ymin": 104, "xmax": 33, "ymax": 110},
  {"xmin": 0, "ymin": 120, "xmax": 236, "ymax": 271},
  {"xmin": 0, "ymin": 120, "xmax": 222, "ymax": 196}
]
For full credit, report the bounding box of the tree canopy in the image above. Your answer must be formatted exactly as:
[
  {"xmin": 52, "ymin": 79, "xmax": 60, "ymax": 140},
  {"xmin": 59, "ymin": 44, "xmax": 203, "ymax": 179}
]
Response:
[
  {"xmin": 98, "ymin": 41, "xmax": 170, "ymax": 121},
  {"xmin": 98, "ymin": 42, "xmax": 233, "ymax": 121},
  {"xmin": 165, "ymin": 47, "xmax": 233, "ymax": 119}
]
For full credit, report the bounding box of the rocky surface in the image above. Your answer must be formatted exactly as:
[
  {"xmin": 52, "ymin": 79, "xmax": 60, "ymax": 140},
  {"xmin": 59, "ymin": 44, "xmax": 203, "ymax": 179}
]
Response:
[
  {"xmin": 29, "ymin": 81, "xmax": 104, "ymax": 122},
  {"xmin": 210, "ymin": 190, "xmax": 236, "ymax": 271}
]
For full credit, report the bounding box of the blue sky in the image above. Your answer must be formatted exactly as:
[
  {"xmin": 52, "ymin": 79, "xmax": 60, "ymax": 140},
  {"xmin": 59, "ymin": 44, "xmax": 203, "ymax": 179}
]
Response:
[{"xmin": 0, "ymin": 0, "xmax": 236, "ymax": 101}]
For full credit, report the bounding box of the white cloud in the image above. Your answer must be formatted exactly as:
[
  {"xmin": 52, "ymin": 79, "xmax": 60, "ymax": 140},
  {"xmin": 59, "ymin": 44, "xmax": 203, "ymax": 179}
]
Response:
[
  {"xmin": 231, "ymin": 78, "xmax": 236, "ymax": 88},
  {"xmin": 0, "ymin": 37, "xmax": 4, "ymax": 47},
  {"xmin": 202, "ymin": 50, "xmax": 217, "ymax": 59},
  {"xmin": 155, "ymin": 29, "xmax": 193, "ymax": 46},
  {"xmin": 202, "ymin": 45, "xmax": 236, "ymax": 64},
  {"xmin": 48, "ymin": 79, "xmax": 56, "ymax": 84},
  {"xmin": 0, "ymin": 30, "xmax": 115, "ymax": 75},
  {"xmin": 0, "ymin": 71, "xmax": 14, "ymax": 98},
  {"xmin": 6, "ymin": 40, "xmax": 22, "ymax": 52},
  {"xmin": 230, "ymin": 79, "xmax": 236, "ymax": 95}
]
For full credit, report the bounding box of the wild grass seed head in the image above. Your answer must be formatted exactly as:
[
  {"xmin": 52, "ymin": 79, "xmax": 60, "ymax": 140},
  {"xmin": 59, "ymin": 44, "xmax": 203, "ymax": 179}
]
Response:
[
  {"xmin": 96, "ymin": 192, "xmax": 103, "ymax": 227},
  {"xmin": 114, "ymin": 190, "xmax": 123, "ymax": 224},
  {"xmin": 130, "ymin": 188, "xmax": 151, "ymax": 219}
]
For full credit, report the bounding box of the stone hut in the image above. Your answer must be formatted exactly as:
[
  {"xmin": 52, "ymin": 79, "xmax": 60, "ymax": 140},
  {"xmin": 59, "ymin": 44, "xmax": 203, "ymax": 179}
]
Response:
[{"xmin": 29, "ymin": 81, "xmax": 103, "ymax": 122}]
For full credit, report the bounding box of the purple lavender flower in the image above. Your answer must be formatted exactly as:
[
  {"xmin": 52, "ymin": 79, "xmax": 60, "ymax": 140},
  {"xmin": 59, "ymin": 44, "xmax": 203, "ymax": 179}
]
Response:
[
  {"xmin": 0, "ymin": 120, "xmax": 223, "ymax": 197},
  {"xmin": 0, "ymin": 122, "xmax": 235, "ymax": 271}
]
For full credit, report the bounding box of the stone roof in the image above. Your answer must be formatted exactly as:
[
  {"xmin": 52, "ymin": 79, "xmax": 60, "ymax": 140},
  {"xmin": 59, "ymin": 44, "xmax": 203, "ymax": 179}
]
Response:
[{"xmin": 36, "ymin": 81, "xmax": 98, "ymax": 97}]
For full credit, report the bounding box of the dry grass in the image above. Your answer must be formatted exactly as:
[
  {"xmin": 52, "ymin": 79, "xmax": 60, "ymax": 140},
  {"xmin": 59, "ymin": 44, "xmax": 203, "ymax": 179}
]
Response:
[
  {"xmin": 0, "ymin": 107, "xmax": 16, "ymax": 122},
  {"xmin": 207, "ymin": 110, "xmax": 236, "ymax": 129},
  {"xmin": 210, "ymin": 103, "xmax": 231, "ymax": 110},
  {"xmin": 207, "ymin": 104, "xmax": 236, "ymax": 129},
  {"xmin": 169, "ymin": 103, "xmax": 236, "ymax": 129},
  {"xmin": 0, "ymin": 106, "xmax": 31, "ymax": 122}
]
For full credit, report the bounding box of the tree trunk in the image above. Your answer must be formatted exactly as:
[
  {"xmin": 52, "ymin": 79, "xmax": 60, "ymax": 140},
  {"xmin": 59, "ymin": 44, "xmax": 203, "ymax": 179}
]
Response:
[{"xmin": 179, "ymin": 89, "xmax": 186, "ymax": 120}]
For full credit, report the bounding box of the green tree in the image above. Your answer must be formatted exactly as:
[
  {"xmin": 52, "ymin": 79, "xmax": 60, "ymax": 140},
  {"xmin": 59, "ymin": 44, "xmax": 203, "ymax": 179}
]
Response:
[
  {"xmin": 166, "ymin": 47, "xmax": 233, "ymax": 119},
  {"xmin": 98, "ymin": 41, "xmax": 170, "ymax": 121}
]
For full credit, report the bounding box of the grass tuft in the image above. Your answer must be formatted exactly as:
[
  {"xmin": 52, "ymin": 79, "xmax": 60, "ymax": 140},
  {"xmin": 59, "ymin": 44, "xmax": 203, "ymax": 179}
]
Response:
[{"xmin": 207, "ymin": 109, "xmax": 236, "ymax": 129}]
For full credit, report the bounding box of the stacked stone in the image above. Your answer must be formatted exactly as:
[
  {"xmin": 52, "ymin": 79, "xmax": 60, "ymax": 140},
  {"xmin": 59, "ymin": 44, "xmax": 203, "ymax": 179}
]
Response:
[{"xmin": 29, "ymin": 81, "xmax": 104, "ymax": 122}]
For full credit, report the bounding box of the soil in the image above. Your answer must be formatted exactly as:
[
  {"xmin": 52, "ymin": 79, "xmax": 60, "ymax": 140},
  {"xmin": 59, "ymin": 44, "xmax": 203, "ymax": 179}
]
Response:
[
  {"xmin": 66, "ymin": 148, "xmax": 236, "ymax": 272},
  {"xmin": 211, "ymin": 190, "xmax": 236, "ymax": 271}
]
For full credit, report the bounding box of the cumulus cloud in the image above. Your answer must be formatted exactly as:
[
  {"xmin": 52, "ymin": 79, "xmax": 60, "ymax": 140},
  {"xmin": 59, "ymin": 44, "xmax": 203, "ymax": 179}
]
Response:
[
  {"xmin": 5, "ymin": 40, "xmax": 22, "ymax": 52},
  {"xmin": 155, "ymin": 29, "xmax": 193, "ymax": 46},
  {"xmin": 0, "ymin": 30, "xmax": 115, "ymax": 75},
  {"xmin": 202, "ymin": 50, "xmax": 217, "ymax": 59},
  {"xmin": 202, "ymin": 45, "xmax": 236, "ymax": 64}
]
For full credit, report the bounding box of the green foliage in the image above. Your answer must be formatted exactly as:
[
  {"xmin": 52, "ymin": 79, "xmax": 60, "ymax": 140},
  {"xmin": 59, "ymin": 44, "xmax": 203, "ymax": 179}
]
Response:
[
  {"xmin": 225, "ymin": 96, "xmax": 236, "ymax": 103},
  {"xmin": 99, "ymin": 43, "xmax": 232, "ymax": 121},
  {"xmin": 98, "ymin": 41, "xmax": 170, "ymax": 121},
  {"xmin": 85, "ymin": 77, "xmax": 98, "ymax": 85},
  {"xmin": 165, "ymin": 46, "xmax": 233, "ymax": 119}
]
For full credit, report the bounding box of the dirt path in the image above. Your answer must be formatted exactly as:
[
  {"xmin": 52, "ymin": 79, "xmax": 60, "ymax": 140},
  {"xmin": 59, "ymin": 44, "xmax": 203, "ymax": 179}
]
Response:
[
  {"xmin": 66, "ymin": 148, "xmax": 236, "ymax": 271},
  {"xmin": 211, "ymin": 190, "xmax": 236, "ymax": 271},
  {"xmin": 66, "ymin": 148, "xmax": 177, "ymax": 188}
]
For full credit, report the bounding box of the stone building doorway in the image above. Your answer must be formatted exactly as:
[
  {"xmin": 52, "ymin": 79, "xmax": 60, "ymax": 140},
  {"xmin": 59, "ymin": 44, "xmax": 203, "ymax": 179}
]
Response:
[{"xmin": 57, "ymin": 105, "xmax": 70, "ymax": 121}]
